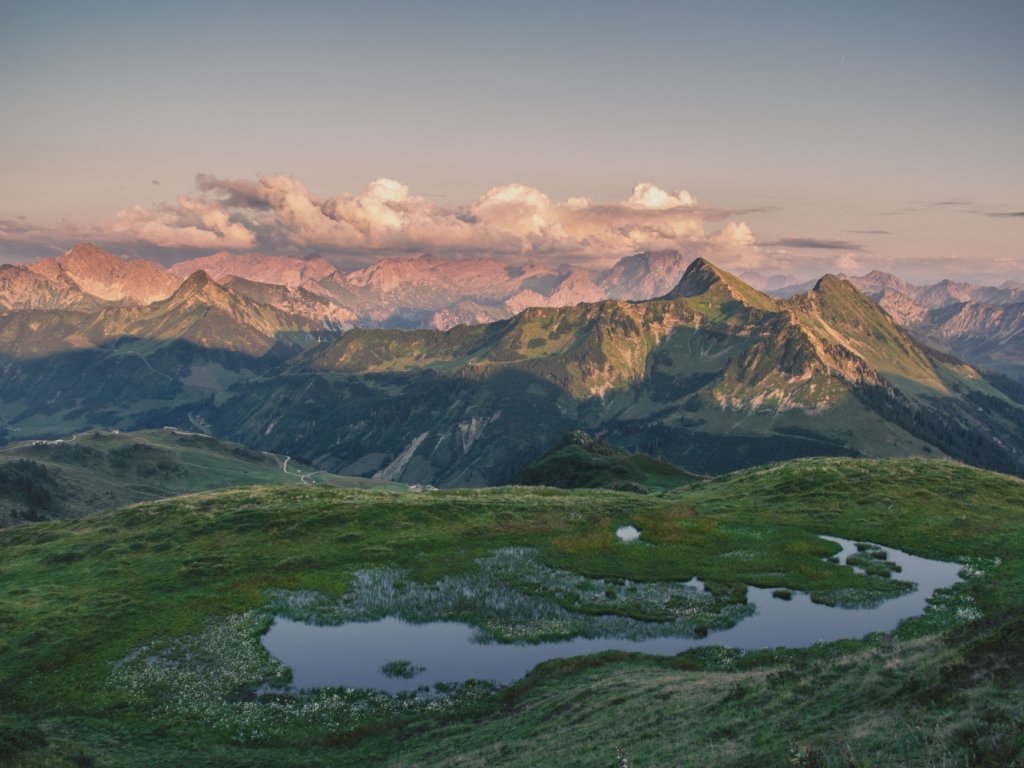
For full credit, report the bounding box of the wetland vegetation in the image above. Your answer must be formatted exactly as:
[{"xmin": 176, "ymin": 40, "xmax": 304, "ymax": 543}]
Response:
[{"xmin": 1, "ymin": 457, "xmax": 1023, "ymax": 766}]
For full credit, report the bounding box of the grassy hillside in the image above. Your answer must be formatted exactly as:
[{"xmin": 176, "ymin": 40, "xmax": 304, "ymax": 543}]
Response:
[
  {"xmin": 1, "ymin": 458, "xmax": 1022, "ymax": 766},
  {"xmin": 0, "ymin": 428, "xmax": 403, "ymax": 525},
  {"xmin": 513, "ymin": 430, "xmax": 700, "ymax": 491}
]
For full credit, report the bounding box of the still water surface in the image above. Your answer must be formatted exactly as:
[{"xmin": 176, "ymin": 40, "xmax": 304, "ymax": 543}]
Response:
[{"xmin": 261, "ymin": 536, "xmax": 962, "ymax": 693}]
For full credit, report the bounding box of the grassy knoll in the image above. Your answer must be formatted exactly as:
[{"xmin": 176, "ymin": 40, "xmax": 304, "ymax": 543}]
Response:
[
  {"xmin": 1, "ymin": 458, "xmax": 1023, "ymax": 766},
  {"xmin": 513, "ymin": 430, "xmax": 700, "ymax": 493}
]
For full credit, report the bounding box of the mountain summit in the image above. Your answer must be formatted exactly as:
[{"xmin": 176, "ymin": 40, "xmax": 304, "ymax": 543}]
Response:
[
  {"xmin": 666, "ymin": 257, "xmax": 778, "ymax": 313},
  {"xmin": 29, "ymin": 243, "xmax": 181, "ymax": 305},
  {"xmin": 666, "ymin": 257, "xmax": 731, "ymax": 298}
]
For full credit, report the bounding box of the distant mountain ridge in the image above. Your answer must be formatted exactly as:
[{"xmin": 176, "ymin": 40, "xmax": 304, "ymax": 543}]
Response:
[
  {"xmin": 5, "ymin": 254, "xmax": 1021, "ymax": 486},
  {"xmin": 5, "ymin": 245, "xmax": 1024, "ymax": 389},
  {"xmin": 837, "ymin": 270, "xmax": 1024, "ymax": 381},
  {"xmin": 10, "ymin": 245, "xmax": 695, "ymax": 330},
  {"xmin": 166, "ymin": 249, "xmax": 694, "ymax": 329}
]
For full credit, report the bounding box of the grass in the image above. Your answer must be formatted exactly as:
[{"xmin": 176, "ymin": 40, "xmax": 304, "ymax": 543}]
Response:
[
  {"xmin": 0, "ymin": 428, "xmax": 405, "ymax": 524},
  {"xmin": 513, "ymin": 431, "xmax": 700, "ymax": 492},
  {"xmin": 1, "ymin": 457, "xmax": 1023, "ymax": 765}
]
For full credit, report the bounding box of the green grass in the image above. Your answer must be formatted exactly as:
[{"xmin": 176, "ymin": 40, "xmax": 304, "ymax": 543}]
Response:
[
  {"xmin": 0, "ymin": 428, "xmax": 405, "ymax": 525},
  {"xmin": 513, "ymin": 430, "xmax": 700, "ymax": 492},
  {"xmin": 1, "ymin": 457, "xmax": 1023, "ymax": 766}
]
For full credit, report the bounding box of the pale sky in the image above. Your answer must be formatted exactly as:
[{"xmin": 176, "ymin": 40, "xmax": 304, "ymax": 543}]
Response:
[{"xmin": 1, "ymin": 0, "xmax": 1021, "ymax": 283}]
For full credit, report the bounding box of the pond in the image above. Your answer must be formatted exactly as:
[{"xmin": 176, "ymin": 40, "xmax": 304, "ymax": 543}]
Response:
[{"xmin": 261, "ymin": 536, "xmax": 963, "ymax": 694}]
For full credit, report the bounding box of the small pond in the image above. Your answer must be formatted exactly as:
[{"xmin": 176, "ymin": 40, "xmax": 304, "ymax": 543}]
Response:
[{"xmin": 261, "ymin": 536, "xmax": 962, "ymax": 694}]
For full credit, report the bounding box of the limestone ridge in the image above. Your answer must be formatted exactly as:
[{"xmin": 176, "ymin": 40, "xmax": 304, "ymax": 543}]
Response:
[
  {"xmin": 163, "ymin": 248, "xmax": 709, "ymax": 329},
  {"xmin": 0, "ymin": 263, "xmax": 104, "ymax": 311}
]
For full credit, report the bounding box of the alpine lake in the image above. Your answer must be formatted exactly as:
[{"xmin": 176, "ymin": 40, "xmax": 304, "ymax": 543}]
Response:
[{"xmin": 260, "ymin": 533, "xmax": 964, "ymax": 695}]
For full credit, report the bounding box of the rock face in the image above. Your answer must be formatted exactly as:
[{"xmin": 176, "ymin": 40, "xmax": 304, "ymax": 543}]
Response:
[
  {"xmin": 912, "ymin": 301, "xmax": 1024, "ymax": 382},
  {"xmin": 0, "ymin": 264, "xmax": 103, "ymax": 311},
  {"xmin": 169, "ymin": 252, "xmax": 337, "ymax": 287},
  {"xmin": 29, "ymin": 244, "xmax": 182, "ymax": 305},
  {"xmin": 221, "ymin": 276, "xmax": 357, "ymax": 330}
]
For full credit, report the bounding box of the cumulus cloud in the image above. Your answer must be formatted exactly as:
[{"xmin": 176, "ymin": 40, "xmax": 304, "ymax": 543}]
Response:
[
  {"xmin": 120, "ymin": 175, "xmax": 728, "ymax": 261},
  {"xmin": 99, "ymin": 198, "xmax": 256, "ymax": 249},
  {"xmin": 625, "ymin": 182, "xmax": 696, "ymax": 210},
  {"xmin": 1, "ymin": 175, "xmax": 776, "ymax": 269},
  {"xmin": 711, "ymin": 222, "xmax": 755, "ymax": 247}
]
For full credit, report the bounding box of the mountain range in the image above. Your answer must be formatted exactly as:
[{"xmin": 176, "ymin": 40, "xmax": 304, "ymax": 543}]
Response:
[
  {"xmin": 2, "ymin": 244, "xmax": 693, "ymax": 330},
  {"xmin": 2, "ymin": 249, "xmax": 1022, "ymax": 485},
  {"xmin": 5, "ymin": 245, "xmax": 1022, "ymax": 386}
]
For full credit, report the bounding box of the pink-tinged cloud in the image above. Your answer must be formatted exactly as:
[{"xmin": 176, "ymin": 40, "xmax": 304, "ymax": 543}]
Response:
[
  {"xmin": 103, "ymin": 198, "xmax": 256, "ymax": 249},
  {"xmin": 159, "ymin": 175, "xmax": 744, "ymax": 261},
  {"xmin": 1, "ymin": 175, "xmax": 769, "ymax": 270}
]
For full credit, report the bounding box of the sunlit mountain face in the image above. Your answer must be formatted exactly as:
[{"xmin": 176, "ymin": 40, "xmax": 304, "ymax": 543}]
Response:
[
  {"xmin": 2, "ymin": 4, "xmax": 1022, "ymax": 766},
  {"xmin": 3, "ymin": 248, "xmax": 1023, "ymax": 486}
]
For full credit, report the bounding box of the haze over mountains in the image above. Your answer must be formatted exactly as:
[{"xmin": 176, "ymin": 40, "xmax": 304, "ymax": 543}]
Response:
[{"xmin": 2, "ymin": 246, "xmax": 1023, "ymax": 486}]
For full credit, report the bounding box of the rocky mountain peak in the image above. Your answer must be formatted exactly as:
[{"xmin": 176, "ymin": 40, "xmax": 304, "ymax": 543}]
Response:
[
  {"xmin": 160, "ymin": 270, "xmax": 237, "ymax": 312},
  {"xmin": 813, "ymin": 273, "xmax": 851, "ymax": 293},
  {"xmin": 28, "ymin": 242, "xmax": 181, "ymax": 304},
  {"xmin": 665, "ymin": 257, "xmax": 727, "ymax": 299},
  {"xmin": 168, "ymin": 270, "xmax": 224, "ymax": 301}
]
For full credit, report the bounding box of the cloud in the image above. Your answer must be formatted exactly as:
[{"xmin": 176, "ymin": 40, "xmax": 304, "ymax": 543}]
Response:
[
  {"xmin": 101, "ymin": 198, "xmax": 257, "ymax": 249},
  {"xmin": 844, "ymin": 229, "xmax": 890, "ymax": 235},
  {"xmin": 988, "ymin": 211, "xmax": 1024, "ymax": 218},
  {"xmin": 625, "ymin": 182, "xmax": 696, "ymax": 210},
  {"xmin": 834, "ymin": 254, "xmax": 862, "ymax": 272},
  {"xmin": 711, "ymin": 222, "xmax": 755, "ymax": 248},
  {"xmin": 0, "ymin": 176, "xmax": 778, "ymax": 272},
  {"xmin": 761, "ymin": 237, "xmax": 864, "ymax": 251},
  {"xmin": 124, "ymin": 175, "xmax": 731, "ymax": 262}
]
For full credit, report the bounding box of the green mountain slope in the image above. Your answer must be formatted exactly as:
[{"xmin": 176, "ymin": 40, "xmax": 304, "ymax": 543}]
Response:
[
  {"xmin": 513, "ymin": 430, "xmax": 700, "ymax": 491},
  {"xmin": 1, "ymin": 458, "xmax": 1022, "ymax": 765},
  {"xmin": 209, "ymin": 262, "xmax": 1024, "ymax": 483},
  {"xmin": 0, "ymin": 428, "xmax": 402, "ymax": 525},
  {"xmin": 0, "ymin": 273, "xmax": 335, "ymax": 439},
  {"xmin": 3, "ymin": 259, "xmax": 1024, "ymax": 483}
]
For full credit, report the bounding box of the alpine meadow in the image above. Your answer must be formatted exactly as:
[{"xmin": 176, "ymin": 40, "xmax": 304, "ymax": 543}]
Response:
[{"xmin": 2, "ymin": 3, "xmax": 1023, "ymax": 767}]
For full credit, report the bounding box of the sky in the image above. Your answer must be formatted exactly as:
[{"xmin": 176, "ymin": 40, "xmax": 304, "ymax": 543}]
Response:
[{"xmin": 0, "ymin": 0, "xmax": 1021, "ymax": 283}]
